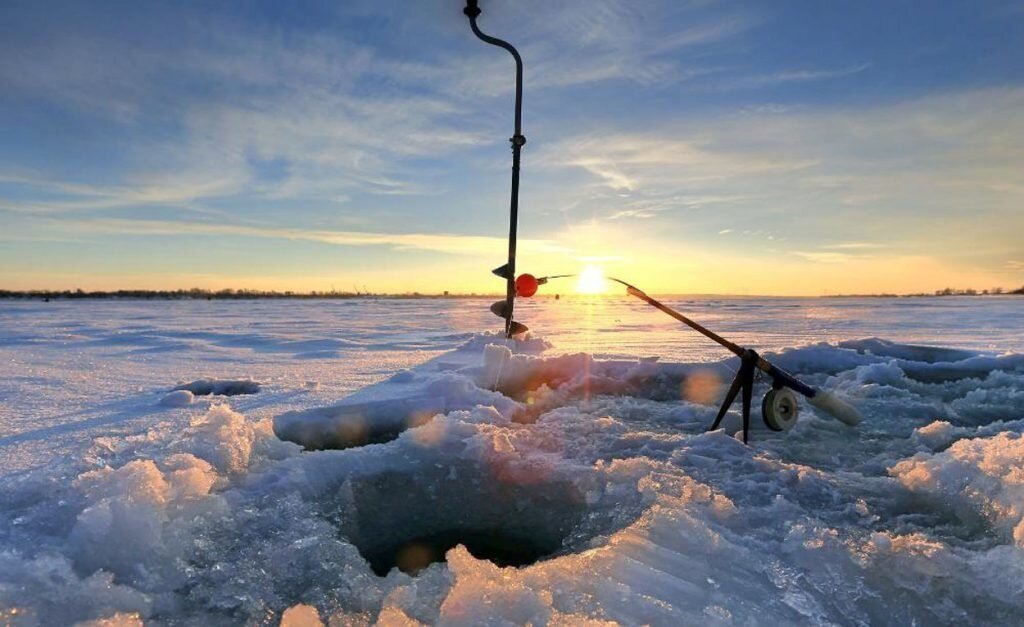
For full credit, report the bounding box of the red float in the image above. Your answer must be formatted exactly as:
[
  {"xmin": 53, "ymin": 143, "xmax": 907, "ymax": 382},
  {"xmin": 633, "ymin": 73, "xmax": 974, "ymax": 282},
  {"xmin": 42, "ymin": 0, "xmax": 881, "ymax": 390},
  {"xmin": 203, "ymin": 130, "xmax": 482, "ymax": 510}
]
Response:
[{"xmin": 515, "ymin": 273, "xmax": 539, "ymax": 297}]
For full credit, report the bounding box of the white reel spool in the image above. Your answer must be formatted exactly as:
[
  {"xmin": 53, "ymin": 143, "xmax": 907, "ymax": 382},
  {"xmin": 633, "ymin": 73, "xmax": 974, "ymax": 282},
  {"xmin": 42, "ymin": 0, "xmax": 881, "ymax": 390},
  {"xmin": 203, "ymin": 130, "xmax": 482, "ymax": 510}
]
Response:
[{"xmin": 762, "ymin": 387, "xmax": 800, "ymax": 431}]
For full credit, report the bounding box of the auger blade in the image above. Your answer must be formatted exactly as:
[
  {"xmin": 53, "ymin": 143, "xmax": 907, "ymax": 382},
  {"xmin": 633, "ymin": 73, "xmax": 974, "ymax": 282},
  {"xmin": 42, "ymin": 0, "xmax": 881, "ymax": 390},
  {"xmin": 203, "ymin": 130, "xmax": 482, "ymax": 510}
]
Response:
[
  {"xmin": 491, "ymin": 263, "xmax": 512, "ymax": 280},
  {"xmin": 508, "ymin": 320, "xmax": 529, "ymax": 336},
  {"xmin": 490, "ymin": 300, "xmax": 510, "ymax": 318}
]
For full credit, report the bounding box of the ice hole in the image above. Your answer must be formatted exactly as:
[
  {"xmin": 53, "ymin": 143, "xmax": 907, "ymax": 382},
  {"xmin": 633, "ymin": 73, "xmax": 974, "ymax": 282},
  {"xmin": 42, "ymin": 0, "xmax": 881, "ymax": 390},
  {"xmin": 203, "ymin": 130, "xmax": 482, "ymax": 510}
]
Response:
[
  {"xmin": 362, "ymin": 528, "xmax": 558, "ymax": 576},
  {"xmin": 173, "ymin": 379, "xmax": 261, "ymax": 396},
  {"xmin": 274, "ymin": 398, "xmax": 443, "ymax": 450},
  {"xmin": 326, "ymin": 460, "xmax": 639, "ymax": 577}
]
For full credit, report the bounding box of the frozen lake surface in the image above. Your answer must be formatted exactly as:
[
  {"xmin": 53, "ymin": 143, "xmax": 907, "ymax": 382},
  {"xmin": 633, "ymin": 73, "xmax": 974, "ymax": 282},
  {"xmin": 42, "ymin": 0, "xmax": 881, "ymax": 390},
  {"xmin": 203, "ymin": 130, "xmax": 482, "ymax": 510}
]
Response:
[{"xmin": 1, "ymin": 296, "xmax": 1022, "ymax": 625}]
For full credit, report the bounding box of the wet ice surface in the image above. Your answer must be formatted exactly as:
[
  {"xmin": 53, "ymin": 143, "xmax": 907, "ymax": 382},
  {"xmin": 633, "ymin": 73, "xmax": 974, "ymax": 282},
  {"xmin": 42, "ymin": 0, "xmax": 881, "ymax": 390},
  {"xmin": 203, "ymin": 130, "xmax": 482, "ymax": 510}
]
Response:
[{"xmin": 1, "ymin": 296, "xmax": 1023, "ymax": 625}]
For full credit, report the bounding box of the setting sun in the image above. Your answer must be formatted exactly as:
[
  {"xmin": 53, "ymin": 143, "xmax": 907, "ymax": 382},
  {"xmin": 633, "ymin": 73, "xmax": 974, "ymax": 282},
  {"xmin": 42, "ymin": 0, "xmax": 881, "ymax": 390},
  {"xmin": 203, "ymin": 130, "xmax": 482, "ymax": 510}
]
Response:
[{"xmin": 575, "ymin": 265, "xmax": 608, "ymax": 294}]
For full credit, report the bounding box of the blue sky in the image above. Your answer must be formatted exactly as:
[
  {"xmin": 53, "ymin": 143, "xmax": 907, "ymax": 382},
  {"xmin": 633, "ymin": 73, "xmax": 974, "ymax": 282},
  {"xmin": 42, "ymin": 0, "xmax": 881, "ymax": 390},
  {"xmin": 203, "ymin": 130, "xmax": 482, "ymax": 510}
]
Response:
[{"xmin": 1, "ymin": 0, "xmax": 1022, "ymax": 294}]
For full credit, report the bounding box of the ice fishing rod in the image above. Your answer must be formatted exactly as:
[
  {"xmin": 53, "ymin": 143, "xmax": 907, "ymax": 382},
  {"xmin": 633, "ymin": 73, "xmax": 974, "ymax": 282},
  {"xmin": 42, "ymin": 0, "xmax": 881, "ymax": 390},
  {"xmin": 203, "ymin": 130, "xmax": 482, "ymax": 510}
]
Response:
[
  {"xmin": 606, "ymin": 277, "xmax": 862, "ymax": 441},
  {"xmin": 463, "ymin": 0, "xmax": 526, "ymax": 338},
  {"xmin": 511, "ymin": 272, "xmax": 863, "ymax": 443}
]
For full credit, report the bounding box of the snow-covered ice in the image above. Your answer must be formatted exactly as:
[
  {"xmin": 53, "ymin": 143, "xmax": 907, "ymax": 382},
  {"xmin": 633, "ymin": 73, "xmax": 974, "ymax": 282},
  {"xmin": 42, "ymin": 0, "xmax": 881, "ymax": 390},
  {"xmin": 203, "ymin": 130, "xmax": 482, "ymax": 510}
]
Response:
[{"xmin": 1, "ymin": 296, "xmax": 1023, "ymax": 625}]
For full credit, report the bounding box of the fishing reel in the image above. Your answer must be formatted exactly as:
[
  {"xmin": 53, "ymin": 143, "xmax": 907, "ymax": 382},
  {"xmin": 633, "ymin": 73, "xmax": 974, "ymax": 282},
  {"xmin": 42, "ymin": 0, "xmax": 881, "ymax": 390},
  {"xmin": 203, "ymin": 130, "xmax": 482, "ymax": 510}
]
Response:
[
  {"xmin": 762, "ymin": 386, "xmax": 800, "ymax": 431},
  {"xmin": 709, "ymin": 348, "xmax": 811, "ymax": 442}
]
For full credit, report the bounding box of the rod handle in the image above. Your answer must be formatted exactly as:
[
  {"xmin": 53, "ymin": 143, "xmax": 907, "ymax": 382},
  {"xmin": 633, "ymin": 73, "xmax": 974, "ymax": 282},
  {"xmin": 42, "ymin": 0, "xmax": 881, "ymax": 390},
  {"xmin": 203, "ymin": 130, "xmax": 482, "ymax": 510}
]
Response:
[{"xmin": 808, "ymin": 389, "xmax": 863, "ymax": 426}]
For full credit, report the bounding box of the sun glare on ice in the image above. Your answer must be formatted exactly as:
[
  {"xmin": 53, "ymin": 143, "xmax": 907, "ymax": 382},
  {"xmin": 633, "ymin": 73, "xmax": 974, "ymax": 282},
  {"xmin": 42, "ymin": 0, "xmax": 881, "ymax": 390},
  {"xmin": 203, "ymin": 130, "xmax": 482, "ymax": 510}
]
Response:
[{"xmin": 575, "ymin": 265, "xmax": 608, "ymax": 294}]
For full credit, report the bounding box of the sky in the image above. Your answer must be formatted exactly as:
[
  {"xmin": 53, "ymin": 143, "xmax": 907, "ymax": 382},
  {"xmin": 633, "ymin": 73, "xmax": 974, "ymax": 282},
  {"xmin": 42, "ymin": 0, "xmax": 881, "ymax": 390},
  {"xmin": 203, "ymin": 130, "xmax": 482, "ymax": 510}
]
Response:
[{"xmin": 1, "ymin": 0, "xmax": 1023, "ymax": 295}]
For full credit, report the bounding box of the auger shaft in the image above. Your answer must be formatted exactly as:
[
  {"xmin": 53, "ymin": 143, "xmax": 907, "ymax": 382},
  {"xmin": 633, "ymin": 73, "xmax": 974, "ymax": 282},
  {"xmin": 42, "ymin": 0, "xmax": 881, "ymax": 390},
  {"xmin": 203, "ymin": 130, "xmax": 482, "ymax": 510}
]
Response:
[{"xmin": 464, "ymin": 1, "xmax": 526, "ymax": 338}]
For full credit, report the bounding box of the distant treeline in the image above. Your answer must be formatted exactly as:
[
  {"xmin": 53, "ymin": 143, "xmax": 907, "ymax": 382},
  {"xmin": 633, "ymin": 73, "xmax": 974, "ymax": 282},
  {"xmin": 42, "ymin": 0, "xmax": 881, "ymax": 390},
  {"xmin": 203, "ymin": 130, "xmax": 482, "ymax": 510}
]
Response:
[
  {"xmin": 830, "ymin": 286, "xmax": 1024, "ymax": 298},
  {"xmin": 2, "ymin": 286, "xmax": 1021, "ymax": 301},
  {"xmin": 0, "ymin": 288, "xmax": 496, "ymax": 300}
]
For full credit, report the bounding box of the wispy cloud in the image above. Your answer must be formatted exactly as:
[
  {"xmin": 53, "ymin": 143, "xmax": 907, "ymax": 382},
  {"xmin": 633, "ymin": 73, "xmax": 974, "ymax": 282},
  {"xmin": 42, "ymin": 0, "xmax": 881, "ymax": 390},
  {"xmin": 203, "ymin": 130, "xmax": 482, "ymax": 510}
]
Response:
[
  {"xmin": 823, "ymin": 242, "xmax": 885, "ymax": 250},
  {"xmin": 602, "ymin": 193, "xmax": 746, "ymax": 220},
  {"xmin": 0, "ymin": 7, "xmax": 490, "ymax": 213},
  {"xmin": 55, "ymin": 217, "xmax": 567, "ymax": 257},
  {"xmin": 608, "ymin": 209, "xmax": 658, "ymax": 220},
  {"xmin": 722, "ymin": 63, "xmax": 871, "ymax": 90},
  {"xmin": 546, "ymin": 134, "xmax": 813, "ymax": 193},
  {"xmin": 792, "ymin": 251, "xmax": 854, "ymax": 264},
  {"xmin": 0, "ymin": 173, "xmax": 239, "ymax": 215},
  {"xmin": 508, "ymin": 2, "xmax": 758, "ymax": 90},
  {"xmin": 0, "ymin": 0, "xmax": 761, "ymax": 235},
  {"xmin": 793, "ymin": 242, "xmax": 883, "ymax": 263}
]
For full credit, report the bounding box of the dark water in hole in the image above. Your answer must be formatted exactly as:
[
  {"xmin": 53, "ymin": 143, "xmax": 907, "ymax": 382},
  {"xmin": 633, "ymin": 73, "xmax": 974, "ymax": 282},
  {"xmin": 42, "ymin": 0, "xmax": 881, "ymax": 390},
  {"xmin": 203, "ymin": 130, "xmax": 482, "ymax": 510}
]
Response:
[
  {"xmin": 301, "ymin": 426, "xmax": 405, "ymax": 451},
  {"xmin": 174, "ymin": 380, "xmax": 261, "ymax": 396},
  {"xmin": 362, "ymin": 528, "xmax": 559, "ymax": 576}
]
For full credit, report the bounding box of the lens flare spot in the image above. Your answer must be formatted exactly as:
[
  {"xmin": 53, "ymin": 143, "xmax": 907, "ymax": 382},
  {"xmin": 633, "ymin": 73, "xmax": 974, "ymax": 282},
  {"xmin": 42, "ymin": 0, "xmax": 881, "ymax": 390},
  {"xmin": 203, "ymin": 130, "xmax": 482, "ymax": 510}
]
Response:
[
  {"xmin": 682, "ymin": 370, "xmax": 722, "ymax": 405},
  {"xmin": 333, "ymin": 414, "xmax": 369, "ymax": 447},
  {"xmin": 395, "ymin": 542, "xmax": 438, "ymax": 575}
]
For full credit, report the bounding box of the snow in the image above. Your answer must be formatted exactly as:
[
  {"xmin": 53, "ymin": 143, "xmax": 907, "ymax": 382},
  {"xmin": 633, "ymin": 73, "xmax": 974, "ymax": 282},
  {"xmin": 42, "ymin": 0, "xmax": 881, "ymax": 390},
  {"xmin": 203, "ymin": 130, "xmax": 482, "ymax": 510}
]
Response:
[
  {"xmin": 159, "ymin": 390, "xmax": 194, "ymax": 407},
  {"xmin": 1, "ymin": 296, "xmax": 1023, "ymax": 624},
  {"xmin": 280, "ymin": 604, "xmax": 322, "ymax": 627},
  {"xmin": 893, "ymin": 431, "xmax": 1024, "ymax": 547}
]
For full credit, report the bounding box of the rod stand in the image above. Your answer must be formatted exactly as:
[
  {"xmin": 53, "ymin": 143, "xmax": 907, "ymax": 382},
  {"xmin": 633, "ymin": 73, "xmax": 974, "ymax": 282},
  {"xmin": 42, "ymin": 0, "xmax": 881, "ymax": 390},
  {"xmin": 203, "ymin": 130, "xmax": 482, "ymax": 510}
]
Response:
[{"xmin": 709, "ymin": 348, "xmax": 760, "ymax": 443}]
